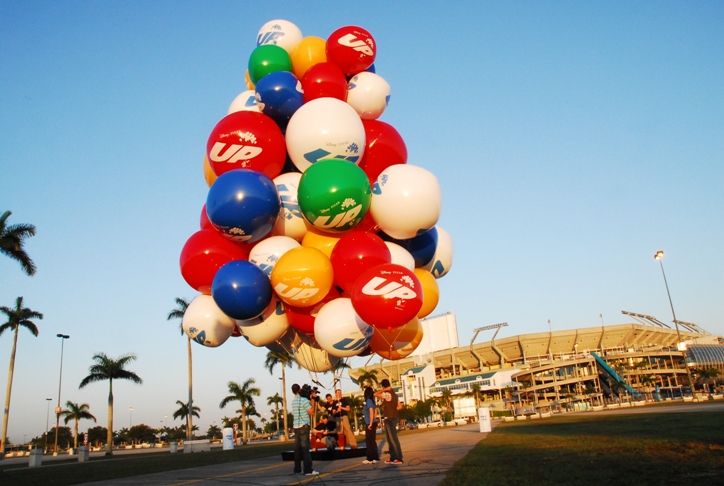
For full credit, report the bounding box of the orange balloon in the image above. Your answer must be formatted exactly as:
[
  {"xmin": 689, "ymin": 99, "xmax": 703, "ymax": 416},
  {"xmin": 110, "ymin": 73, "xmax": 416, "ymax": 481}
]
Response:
[
  {"xmin": 291, "ymin": 36, "xmax": 327, "ymax": 79},
  {"xmin": 203, "ymin": 155, "xmax": 217, "ymax": 187},
  {"xmin": 245, "ymin": 70, "xmax": 255, "ymax": 90},
  {"xmin": 414, "ymin": 268, "xmax": 439, "ymax": 318},
  {"xmin": 271, "ymin": 246, "xmax": 333, "ymax": 308},
  {"xmin": 301, "ymin": 226, "xmax": 341, "ymax": 259},
  {"xmin": 370, "ymin": 318, "xmax": 423, "ymax": 360}
]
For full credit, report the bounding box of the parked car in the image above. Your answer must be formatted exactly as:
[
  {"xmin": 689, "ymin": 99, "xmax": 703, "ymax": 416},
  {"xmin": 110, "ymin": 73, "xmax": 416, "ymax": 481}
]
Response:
[
  {"xmin": 418, "ymin": 420, "xmax": 444, "ymax": 429},
  {"xmin": 451, "ymin": 418, "xmax": 469, "ymax": 426}
]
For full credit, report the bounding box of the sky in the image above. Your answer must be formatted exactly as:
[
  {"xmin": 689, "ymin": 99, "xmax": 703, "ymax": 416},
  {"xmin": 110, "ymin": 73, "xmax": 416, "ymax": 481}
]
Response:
[{"xmin": 1, "ymin": 1, "xmax": 722, "ymax": 445}]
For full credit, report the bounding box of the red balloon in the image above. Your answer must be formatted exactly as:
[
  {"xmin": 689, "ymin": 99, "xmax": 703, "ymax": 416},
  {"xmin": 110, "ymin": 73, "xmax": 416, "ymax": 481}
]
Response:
[
  {"xmin": 179, "ymin": 229, "xmax": 250, "ymax": 294},
  {"xmin": 301, "ymin": 62, "xmax": 348, "ymax": 103},
  {"xmin": 330, "ymin": 232, "xmax": 391, "ymax": 294},
  {"xmin": 354, "ymin": 211, "xmax": 379, "ymax": 233},
  {"xmin": 206, "ymin": 111, "xmax": 286, "ymax": 180},
  {"xmin": 352, "ymin": 263, "xmax": 422, "ymax": 329},
  {"xmin": 326, "ymin": 26, "xmax": 376, "ymax": 75},
  {"xmin": 358, "ymin": 120, "xmax": 407, "ymax": 184},
  {"xmin": 200, "ymin": 204, "xmax": 213, "ymax": 230},
  {"xmin": 287, "ymin": 287, "xmax": 340, "ymax": 334}
]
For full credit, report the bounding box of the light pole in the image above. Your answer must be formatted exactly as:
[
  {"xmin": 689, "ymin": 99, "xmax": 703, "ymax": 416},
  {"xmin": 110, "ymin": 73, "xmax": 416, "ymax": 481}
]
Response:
[
  {"xmin": 54, "ymin": 334, "xmax": 69, "ymax": 455},
  {"xmin": 654, "ymin": 251, "xmax": 695, "ymax": 396},
  {"xmin": 44, "ymin": 398, "xmax": 52, "ymax": 453},
  {"xmin": 129, "ymin": 407, "xmax": 133, "ymax": 428}
]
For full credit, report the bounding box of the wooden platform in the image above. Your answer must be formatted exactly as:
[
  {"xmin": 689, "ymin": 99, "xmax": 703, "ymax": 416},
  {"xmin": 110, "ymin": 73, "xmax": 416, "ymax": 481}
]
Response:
[{"xmin": 281, "ymin": 447, "xmax": 367, "ymax": 461}]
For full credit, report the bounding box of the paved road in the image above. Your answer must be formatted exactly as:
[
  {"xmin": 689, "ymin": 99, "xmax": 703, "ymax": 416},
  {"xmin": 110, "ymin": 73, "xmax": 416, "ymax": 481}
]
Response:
[{"xmin": 75, "ymin": 422, "xmax": 493, "ymax": 486}]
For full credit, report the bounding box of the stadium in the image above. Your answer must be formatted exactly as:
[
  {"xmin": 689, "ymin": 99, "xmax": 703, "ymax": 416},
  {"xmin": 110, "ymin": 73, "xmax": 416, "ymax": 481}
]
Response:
[{"xmin": 349, "ymin": 312, "xmax": 724, "ymax": 419}]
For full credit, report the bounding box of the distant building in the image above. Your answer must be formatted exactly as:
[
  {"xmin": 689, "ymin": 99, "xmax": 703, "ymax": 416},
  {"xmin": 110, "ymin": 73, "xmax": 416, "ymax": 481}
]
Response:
[{"xmin": 349, "ymin": 313, "xmax": 724, "ymax": 418}]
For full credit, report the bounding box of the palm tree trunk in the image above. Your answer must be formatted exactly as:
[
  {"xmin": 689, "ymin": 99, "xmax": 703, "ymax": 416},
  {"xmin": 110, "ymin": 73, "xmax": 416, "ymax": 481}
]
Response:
[
  {"xmin": 106, "ymin": 378, "xmax": 114, "ymax": 455},
  {"xmin": 281, "ymin": 367, "xmax": 289, "ymax": 442},
  {"xmin": 187, "ymin": 336, "xmax": 193, "ymax": 441},
  {"xmin": 74, "ymin": 419, "xmax": 79, "ymax": 449},
  {"xmin": 241, "ymin": 410, "xmax": 247, "ymax": 444},
  {"xmin": 1, "ymin": 327, "xmax": 19, "ymax": 455}
]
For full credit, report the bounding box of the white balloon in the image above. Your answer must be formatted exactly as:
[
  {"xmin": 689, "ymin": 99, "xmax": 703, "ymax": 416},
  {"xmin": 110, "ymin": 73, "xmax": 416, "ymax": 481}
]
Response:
[
  {"xmin": 370, "ymin": 165, "xmax": 441, "ymax": 239},
  {"xmin": 256, "ymin": 19, "xmax": 303, "ymax": 54},
  {"xmin": 237, "ymin": 297, "xmax": 289, "ymax": 346},
  {"xmin": 422, "ymin": 226, "xmax": 454, "ymax": 278},
  {"xmin": 271, "ymin": 172, "xmax": 308, "ymax": 241},
  {"xmin": 228, "ymin": 90, "xmax": 261, "ymax": 114},
  {"xmin": 285, "ymin": 98, "xmax": 366, "ymax": 172},
  {"xmin": 314, "ymin": 298, "xmax": 373, "ymax": 358},
  {"xmin": 346, "ymin": 72, "xmax": 390, "ymax": 120},
  {"xmin": 249, "ymin": 236, "xmax": 300, "ymax": 277},
  {"xmin": 385, "ymin": 242, "xmax": 415, "ymax": 271},
  {"xmin": 294, "ymin": 342, "xmax": 339, "ymax": 372},
  {"xmin": 182, "ymin": 295, "xmax": 236, "ymax": 348}
]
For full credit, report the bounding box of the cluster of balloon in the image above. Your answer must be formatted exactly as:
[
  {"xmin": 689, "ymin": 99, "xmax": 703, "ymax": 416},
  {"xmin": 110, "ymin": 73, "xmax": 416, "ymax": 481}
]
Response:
[{"xmin": 179, "ymin": 19, "xmax": 454, "ymax": 372}]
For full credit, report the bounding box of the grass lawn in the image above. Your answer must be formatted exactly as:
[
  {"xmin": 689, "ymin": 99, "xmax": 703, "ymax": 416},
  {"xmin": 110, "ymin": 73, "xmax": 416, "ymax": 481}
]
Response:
[
  {"xmin": 0, "ymin": 442, "xmax": 290, "ymax": 486},
  {"xmin": 441, "ymin": 412, "xmax": 724, "ymax": 486}
]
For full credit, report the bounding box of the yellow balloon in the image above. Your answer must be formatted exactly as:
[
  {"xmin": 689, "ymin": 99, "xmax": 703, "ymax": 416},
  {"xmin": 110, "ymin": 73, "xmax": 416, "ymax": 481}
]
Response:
[
  {"xmin": 203, "ymin": 155, "xmax": 217, "ymax": 187},
  {"xmin": 271, "ymin": 246, "xmax": 333, "ymax": 308},
  {"xmin": 414, "ymin": 268, "xmax": 439, "ymax": 318},
  {"xmin": 290, "ymin": 36, "xmax": 327, "ymax": 79},
  {"xmin": 301, "ymin": 226, "xmax": 341, "ymax": 259},
  {"xmin": 370, "ymin": 318, "xmax": 423, "ymax": 360},
  {"xmin": 245, "ymin": 70, "xmax": 255, "ymax": 90}
]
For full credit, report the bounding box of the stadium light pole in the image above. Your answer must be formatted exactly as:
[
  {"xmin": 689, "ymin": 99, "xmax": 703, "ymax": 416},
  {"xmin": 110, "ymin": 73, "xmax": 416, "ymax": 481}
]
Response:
[
  {"xmin": 654, "ymin": 251, "xmax": 695, "ymax": 396},
  {"xmin": 54, "ymin": 334, "xmax": 69, "ymax": 455}
]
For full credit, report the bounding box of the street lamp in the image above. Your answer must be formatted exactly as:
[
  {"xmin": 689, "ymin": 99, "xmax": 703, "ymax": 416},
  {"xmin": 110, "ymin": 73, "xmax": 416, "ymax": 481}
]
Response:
[
  {"xmin": 44, "ymin": 398, "xmax": 52, "ymax": 453},
  {"xmin": 129, "ymin": 407, "xmax": 133, "ymax": 428},
  {"xmin": 54, "ymin": 334, "xmax": 69, "ymax": 455},
  {"xmin": 654, "ymin": 251, "xmax": 695, "ymax": 396}
]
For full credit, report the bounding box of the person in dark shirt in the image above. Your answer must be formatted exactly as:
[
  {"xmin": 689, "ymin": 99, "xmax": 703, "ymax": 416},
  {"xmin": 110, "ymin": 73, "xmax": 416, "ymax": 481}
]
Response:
[{"xmin": 314, "ymin": 415, "xmax": 338, "ymax": 450}]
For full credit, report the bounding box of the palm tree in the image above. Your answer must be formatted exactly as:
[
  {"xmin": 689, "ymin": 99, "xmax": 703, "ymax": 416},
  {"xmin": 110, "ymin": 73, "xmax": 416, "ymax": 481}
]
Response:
[
  {"xmin": 348, "ymin": 395, "xmax": 363, "ymax": 432},
  {"xmin": 640, "ymin": 374, "xmax": 656, "ymax": 401},
  {"xmin": 326, "ymin": 358, "xmax": 350, "ymax": 390},
  {"xmin": 264, "ymin": 350, "xmax": 295, "ymax": 441},
  {"xmin": 60, "ymin": 401, "xmax": 97, "ymax": 449},
  {"xmin": 0, "ymin": 297, "xmax": 43, "ymax": 454},
  {"xmin": 206, "ymin": 424, "xmax": 222, "ymax": 440},
  {"xmin": 356, "ymin": 368, "xmax": 379, "ymax": 389},
  {"xmin": 172, "ymin": 400, "xmax": 200, "ymax": 438},
  {"xmin": 79, "ymin": 353, "xmax": 143, "ymax": 455},
  {"xmin": 167, "ymin": 297, "xmax": 194, "ymax": 440},
  {"xmin": 440, "ymin": 389, "xmax": 453, "ymax": 421},
  {"xmin": 693, "ymin": 368, "xmax": 721, "ymax": 397},
  {"xmin": 219, "ymin": 379, "xmax": 260, "ymax": 444},
  {"xmin": 267, "ymin": 393, "xmax": 283, "ymax": 432},
  {"xmin": 0, "ymin": 211, "xmax": 37, "ymax": 276},
  {"xmin": 470, "ymin": 383, "xmax": 482, "ymax": 408}
]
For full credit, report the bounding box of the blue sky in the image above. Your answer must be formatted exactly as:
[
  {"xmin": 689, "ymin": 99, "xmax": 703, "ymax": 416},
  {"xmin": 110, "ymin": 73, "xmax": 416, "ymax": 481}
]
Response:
[{"xmin": 1, "ymin": 1, "xmax": 722, "ymax": 444}]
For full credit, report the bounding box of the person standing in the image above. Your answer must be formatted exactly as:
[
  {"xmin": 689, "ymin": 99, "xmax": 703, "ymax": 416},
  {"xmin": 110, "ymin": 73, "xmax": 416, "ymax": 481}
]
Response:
[
  {"xmin": 319, "ymin": 393, "xmax": 338, "ymax": 431},
  {"xmin": 291, "ymin": 384, "xmax": 319, "ymax": 476},
  {"xmin": 362, "ymin": 386, "xmax": 379, "ymax": 464},
  {"xmin": 374, "ymin": 379, "xmax": 403, "ymax": 464},
  {"xmin": 335, "ymin": 388, "xmax": 358, "ymax": 449}
]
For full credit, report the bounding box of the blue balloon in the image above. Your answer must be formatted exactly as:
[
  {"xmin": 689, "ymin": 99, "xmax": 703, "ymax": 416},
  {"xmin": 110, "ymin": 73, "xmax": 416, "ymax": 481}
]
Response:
[
  {"xmin": 380, "ymin": 227, "xmax": 438, "ymax": 267},
  {"xmin": 255, "ymin": 71, "xmax": 304, "ymax": 124},
  {"xmin": 212, "ymin": 260, "xmax": 272, "ymax": 320},
  {"xmin": 206, "ymin": 169, "xmax": 280, "ymax": 244}
]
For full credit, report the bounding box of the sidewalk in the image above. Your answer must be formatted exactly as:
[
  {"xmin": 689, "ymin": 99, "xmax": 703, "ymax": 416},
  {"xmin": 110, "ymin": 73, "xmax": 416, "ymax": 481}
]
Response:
[{"xmin": 76, "ymin": 422, "xmax": 496, "ymax": 486}]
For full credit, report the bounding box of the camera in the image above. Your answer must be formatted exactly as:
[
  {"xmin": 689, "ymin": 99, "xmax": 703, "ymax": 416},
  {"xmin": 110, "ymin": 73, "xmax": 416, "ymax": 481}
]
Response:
[{"xmin": 299, "ymin": 383, "xmax": 319, "ymax": 401}]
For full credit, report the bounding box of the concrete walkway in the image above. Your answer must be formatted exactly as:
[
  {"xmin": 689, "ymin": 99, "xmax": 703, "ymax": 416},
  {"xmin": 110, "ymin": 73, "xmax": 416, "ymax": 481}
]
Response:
[{"xmin": 76, "ymin": 422, "xmax": 494, "ymax": 486}]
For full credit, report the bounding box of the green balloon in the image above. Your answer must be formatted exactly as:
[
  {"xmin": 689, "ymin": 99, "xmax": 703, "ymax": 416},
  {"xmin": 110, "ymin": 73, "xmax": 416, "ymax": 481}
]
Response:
[
  {"xmin": 248, "ymin": 45, "xmax": 293, "ymax": 84},
  {"xmin": 298, "ymin": 159, "xmax": 372, "ymax": 233}
]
